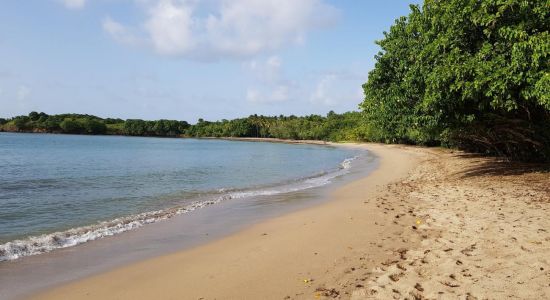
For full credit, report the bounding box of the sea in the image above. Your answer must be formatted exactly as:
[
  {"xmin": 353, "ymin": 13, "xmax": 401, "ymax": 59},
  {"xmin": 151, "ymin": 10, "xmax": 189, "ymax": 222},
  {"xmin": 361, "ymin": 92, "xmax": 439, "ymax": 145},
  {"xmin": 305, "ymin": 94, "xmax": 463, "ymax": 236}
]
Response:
[{"xmin": 0, "ymin": 133, "xmax": 369, "ymax": 262}]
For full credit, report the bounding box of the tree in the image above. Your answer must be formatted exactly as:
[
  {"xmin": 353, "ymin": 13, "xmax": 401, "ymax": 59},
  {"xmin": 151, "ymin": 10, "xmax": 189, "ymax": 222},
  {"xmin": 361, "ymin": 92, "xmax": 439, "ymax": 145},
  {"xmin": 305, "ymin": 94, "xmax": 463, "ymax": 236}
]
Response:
[
  {"xmin": 82, "ymin": 119, "xmax": 107, "ymax": 134},
  {"xmin": 60, "ymin": 118, "xmax": 83, "ymax": 133},
  {"xmin": 124, "ymin": 119, "xmax": 147, "ymax": 136},
  {"xmin": 28, "ymin": 111, "xmax": 40, "ymax": 121},
  {"xmin": 13, "ymin": 116, "xmax": 30, "ymax": 130},
  {"xmin": 361, "ymin": 0, "xmax": 550, "ymax": 161}
]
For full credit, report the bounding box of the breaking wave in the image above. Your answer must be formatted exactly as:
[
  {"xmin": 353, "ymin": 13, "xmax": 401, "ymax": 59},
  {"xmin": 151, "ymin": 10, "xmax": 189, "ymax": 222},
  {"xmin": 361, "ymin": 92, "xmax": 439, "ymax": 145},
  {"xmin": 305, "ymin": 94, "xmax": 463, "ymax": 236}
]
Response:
[{"xmin": 0, "ymin": 156, "xmax": 358, "ymax": 262}]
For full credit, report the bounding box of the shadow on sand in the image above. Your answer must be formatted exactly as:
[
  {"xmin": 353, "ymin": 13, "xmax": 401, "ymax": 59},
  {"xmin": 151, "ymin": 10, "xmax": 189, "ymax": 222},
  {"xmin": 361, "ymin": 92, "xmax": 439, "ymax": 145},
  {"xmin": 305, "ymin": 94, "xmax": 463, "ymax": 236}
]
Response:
[{"xmin": 452, "ymin": 153, "xmax": 550, "ymax": 178}]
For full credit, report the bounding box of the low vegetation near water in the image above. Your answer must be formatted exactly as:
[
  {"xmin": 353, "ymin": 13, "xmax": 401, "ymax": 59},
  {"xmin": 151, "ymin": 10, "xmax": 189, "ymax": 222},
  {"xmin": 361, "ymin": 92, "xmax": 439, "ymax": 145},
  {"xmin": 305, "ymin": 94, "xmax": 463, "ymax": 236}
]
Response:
[
  {"xmin": 0, "ymin": 111, "xmax": 369, "ymax": 142},
  {"xmin": 1, "ymin": 0, "xmax": 548, "ymax": 162}
]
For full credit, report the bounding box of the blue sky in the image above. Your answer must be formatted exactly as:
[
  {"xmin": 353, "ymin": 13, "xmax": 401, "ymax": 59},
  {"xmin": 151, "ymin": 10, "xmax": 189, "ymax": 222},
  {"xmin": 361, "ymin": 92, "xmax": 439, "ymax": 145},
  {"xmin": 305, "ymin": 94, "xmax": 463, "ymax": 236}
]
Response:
[{"xmin": 0, "ymin": 0, "xmax": 420, "ymax": 122}]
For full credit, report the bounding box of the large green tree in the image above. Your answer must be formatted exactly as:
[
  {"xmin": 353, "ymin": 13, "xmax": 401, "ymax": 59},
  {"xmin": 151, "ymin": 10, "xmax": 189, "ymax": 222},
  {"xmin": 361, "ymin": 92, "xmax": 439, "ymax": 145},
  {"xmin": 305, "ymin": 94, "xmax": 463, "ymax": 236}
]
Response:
[{"xmin": 361, "ymin": 0, "xmax": 550, "ymax": 161}]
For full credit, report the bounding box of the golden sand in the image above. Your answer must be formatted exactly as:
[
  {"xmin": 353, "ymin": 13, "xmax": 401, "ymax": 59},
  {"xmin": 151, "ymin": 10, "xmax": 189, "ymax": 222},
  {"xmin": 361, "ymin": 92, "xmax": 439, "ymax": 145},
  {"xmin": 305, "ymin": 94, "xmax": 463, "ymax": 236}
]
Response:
[{"xmin": 32, "ymin": 143, "xmax": 550, "ymax": 299}]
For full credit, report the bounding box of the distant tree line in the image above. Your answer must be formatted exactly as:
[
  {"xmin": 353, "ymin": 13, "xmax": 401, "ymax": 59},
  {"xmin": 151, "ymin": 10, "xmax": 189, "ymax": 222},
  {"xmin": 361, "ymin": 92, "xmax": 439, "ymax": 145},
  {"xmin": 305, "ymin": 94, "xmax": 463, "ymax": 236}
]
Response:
[
  {"xmin": 186, "ymin": 112, "xmax": 371, "ymax": 141},
  {"xmin": 0, "ymin": 111, "xmax": 370, "ymax": 141},
  {"xmin": 0, "ymin": 112, "xmax": 190, "ymax": 137}
]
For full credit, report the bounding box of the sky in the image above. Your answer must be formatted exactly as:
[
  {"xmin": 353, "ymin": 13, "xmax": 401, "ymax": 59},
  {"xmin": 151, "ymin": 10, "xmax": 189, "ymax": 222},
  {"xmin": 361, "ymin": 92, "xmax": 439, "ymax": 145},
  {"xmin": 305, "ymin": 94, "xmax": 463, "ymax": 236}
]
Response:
[{"xmin": 0, "ymin": 0, "xmax": 420, "ymax": 122}]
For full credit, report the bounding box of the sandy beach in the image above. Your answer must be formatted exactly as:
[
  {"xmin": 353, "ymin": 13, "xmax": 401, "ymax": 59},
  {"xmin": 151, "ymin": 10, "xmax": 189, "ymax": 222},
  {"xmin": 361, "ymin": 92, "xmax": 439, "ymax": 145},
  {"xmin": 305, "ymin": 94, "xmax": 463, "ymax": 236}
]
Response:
[{"xmin": 30, "ymin": 143, "xmax": 550, "ymax": 300}]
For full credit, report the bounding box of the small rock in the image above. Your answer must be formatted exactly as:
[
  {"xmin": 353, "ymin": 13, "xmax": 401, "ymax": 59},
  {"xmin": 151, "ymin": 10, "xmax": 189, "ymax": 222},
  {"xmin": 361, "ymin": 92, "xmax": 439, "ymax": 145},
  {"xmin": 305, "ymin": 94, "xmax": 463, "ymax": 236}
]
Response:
[{"xmin": 389, "ymin": 273, "xmax": 404, "ymax": 282}]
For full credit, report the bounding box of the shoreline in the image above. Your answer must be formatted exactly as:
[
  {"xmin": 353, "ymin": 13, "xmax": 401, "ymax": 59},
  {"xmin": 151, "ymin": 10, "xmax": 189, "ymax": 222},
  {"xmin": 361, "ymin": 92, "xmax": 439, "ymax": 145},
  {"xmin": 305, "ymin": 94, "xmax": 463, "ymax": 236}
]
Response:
[
  {"xmin": 1, "ymin": 131, "xmax": 334, "ymax": 144},
  {"xmin": 0, "ymin": 137, "xmax": 373, "ymax": 300},
  {"xmin": 208, "ymin": 137, "xmax": 334, "ymax": 145},
  {"xmin": 0, "ymin": 137, "xmax": 356, "ymax": 264},
  {"xmin": 30, "ymin": 143, "xmax": 420, "ymax": 300},
  {"xmin": 28, "ymin": 143, "xmax": 550, "ymax": 299}
]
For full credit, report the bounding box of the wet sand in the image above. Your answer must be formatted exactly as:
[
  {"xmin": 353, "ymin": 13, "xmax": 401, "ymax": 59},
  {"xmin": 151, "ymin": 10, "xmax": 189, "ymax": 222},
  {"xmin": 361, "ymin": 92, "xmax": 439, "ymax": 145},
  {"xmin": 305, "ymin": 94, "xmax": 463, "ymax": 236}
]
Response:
[{"xmin": 30, "ymin": 143, "xmax": 550, "ymax": 299}]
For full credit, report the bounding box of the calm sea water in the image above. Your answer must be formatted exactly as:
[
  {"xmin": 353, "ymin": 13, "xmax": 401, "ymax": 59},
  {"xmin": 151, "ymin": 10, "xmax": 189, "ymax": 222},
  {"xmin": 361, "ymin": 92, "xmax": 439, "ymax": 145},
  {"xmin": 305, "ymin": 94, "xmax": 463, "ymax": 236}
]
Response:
[{"xmin": 0, "ymin": 133, "xmax": 359, "ymax": 261}]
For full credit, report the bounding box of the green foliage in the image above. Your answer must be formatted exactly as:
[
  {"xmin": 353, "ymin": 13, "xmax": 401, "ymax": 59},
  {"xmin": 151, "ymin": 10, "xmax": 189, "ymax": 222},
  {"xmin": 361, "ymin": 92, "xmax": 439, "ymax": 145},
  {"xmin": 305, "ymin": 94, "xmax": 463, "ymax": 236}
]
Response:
[
  {"xmin": 0, "ymin": 112, "xmax": 193, "ymax": 137},
  {"xmin": 82, "ymin": 119, "xmax": 107, "ymax": 134},
  {"xmin": 361, "ymin": 0, "xmax": 550, "ymax": 161},
  {"xmin": 59, "ymin": 119, "xmax": 84, "ymax": 134},
  {"xmin": 0, "ymin": 111, "xmax": 373, "ymax": 142},
  {"xmin": 13, "ymin": 116, "xmax": 31, "ymax": 130},
  {"xmin": 106, "ymin": 122, "xmax": 125, "ymax": 135},
  {"xmin": 185, "ymin": 112, "xmax": 371, "ymax": 142},
  {"xmin": 123, "ymin": 119, "xmax": 189, "ymax": 136}
]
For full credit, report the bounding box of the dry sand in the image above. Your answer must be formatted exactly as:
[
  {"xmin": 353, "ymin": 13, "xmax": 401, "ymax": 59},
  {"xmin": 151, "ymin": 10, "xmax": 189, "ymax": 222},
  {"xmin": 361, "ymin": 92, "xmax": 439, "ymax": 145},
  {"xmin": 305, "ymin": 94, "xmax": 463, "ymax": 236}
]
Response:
[{"xmin": 31, "ymin": 144, "xmax": 550, "ymax": 300}]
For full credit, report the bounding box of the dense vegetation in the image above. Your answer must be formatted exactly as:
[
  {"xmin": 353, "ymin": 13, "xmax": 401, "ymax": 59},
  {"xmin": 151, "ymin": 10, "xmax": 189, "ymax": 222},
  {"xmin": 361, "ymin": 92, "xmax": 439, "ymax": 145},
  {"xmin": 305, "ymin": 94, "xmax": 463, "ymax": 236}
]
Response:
[
  {"xmin": 361, "ymin": 0, "xmax": 549, "ymax": 161},
  {"xmin": 0, "ymin": 111, "xmax": 369, "ymax": 141},
  {"xmin": 0, "ymin": 112, "xmax": 190, "ymax": 137},
  {"xmin": 186, "ymin": 112, "xmax": 370, "ymax": 141}
]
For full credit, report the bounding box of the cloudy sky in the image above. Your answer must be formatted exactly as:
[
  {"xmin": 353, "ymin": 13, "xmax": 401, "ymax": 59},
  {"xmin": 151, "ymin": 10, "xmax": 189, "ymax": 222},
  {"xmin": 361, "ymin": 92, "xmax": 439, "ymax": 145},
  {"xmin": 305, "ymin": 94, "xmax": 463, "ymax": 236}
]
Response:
[{"xmin": 0, "ymin": 0, "xmax": 419, "ymax": 122}]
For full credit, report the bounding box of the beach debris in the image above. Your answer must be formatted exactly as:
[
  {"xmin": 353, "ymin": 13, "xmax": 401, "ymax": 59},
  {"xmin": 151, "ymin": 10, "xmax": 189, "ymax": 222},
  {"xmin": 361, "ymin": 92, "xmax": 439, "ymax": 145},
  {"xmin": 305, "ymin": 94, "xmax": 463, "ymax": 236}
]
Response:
[
  {"xmin": 381, "ymin": 259, "xmax": 399, "ymax": 266},
  {"xmin": 466, "ymin": 293, "xmax": 478, "ymax": 300},
  {"xmin": 409, "ymin": 290, "xmax": 424, "ymax": 300},
  {"xmin": 520, "ymin": 245, "xmax": 533, "ymax": 252},
  {"xmin": 314, "ymin": 287, "xmax": 340, "ymax": 298},
  {"xmin": 416, "ymin": 219, "xmax": 422, "ymax": 225},
  {"xmin": 303, "ymin": 278, "xmax": 314, "ymax": 284},
  {"xmin": 389, "ymin": 273, "xmax": 404, "ymax": 282},
  {"xmin": 396, "ymin": 248, "xmax": 408, "ymax": 260},
  {"xmin": 440, "ymin": 280, "xmax": 460, "ymax": 287},
  {"xmin": 414, "ymin": 283, "xmax": 424, "ymax": 292},
  {"xmin": 461, "ymin": 243, "xmax": 477, "ymax": 256}
]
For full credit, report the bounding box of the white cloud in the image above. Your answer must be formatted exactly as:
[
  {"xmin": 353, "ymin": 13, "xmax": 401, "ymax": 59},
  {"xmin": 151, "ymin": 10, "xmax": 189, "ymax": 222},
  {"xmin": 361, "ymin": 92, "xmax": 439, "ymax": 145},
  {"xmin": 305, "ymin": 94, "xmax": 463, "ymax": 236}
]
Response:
[
  {"xmin": 144, "ymin": 0, "xmax": 196, "ymax": 55},
  {"xmin": 310, "ymin": 74, "xmax": 336, "ymax": 105},
  {"xmin": 246, "ymin": 55, "xmax": 282, "ymax": 83},
  {"xmin": 246, "ymin": 88, "xmax": 260, "ymax": 102},
  {"xmin": 246, "ymin": 85, "xmax": 289, "ymax": 103},
  {"xmin": 17, "ymin": 85, "xmax": 31, "ymax": 101},
  {"xmin": 102, "ymin": 17, "xmax": 141, "ymax": 46},
  {"xmin": 104, "ymin": 0, "xmax": 339, "ymax": 59},
  {"xmin": 58, "ymin": 0, "xmax": 86, "ymax": 10},
  {"xmin": 270, "ymin": 85, "xmax": 289, "ymax": 102},
  {"xmin": 245, "ymin": 56, "xmax": 293, "ymax": 103},
  {"xmin": 308, "ymin": 71, "xmax": 368, "ymax": 108}
]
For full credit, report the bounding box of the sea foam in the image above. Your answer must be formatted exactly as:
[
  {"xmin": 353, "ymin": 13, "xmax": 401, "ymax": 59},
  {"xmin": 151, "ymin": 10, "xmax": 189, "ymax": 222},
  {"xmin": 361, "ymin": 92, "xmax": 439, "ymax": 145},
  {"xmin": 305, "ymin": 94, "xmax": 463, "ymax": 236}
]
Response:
[{"xmin": 0, "ymin": 156, "xmax": 357, "ymax": 262}]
